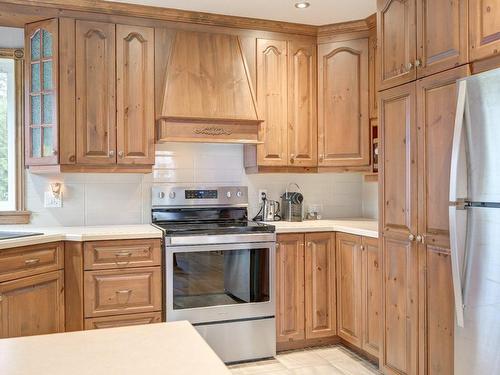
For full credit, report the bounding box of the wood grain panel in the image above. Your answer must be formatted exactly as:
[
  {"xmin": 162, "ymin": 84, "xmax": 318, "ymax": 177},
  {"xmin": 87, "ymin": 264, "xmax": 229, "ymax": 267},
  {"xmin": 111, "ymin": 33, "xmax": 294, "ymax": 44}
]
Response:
[
  {"xmin": 84, "ymin": 267, "xmax": 161, "ymax": 318},
  {"xmin": 377, "ymin": 0, "xmax": 417, "ymax": 90},
  {"xmin": 470, "ymin": 0, "xmax": 500, "ymax": 61},
  {"xmin": 416, "ymin": 0, "xmax": 468, "ymax": 78},
  {"xmin": 116, "ymin": 24, "xmax": 155, "ymax": 165},
  {"xmin": 75, "ymin": 20, "xmax": 116, "ymax": 165},
  {"xmin": 318, "ymin": 38, "xmax": 369, "ymax": 167},
  {"xmin": 305, "ymin": 232, "xmax": 336, "ymax": 340},
  {"xmin": 361, "ymin": 236, "xmax": 381, "ymax": 357},
  {"xmin": 256, "ymin": 38, "xmax": 288, "ymax": 166},
  {"xmin": 64, "ymin": 241, "xmax": 84, "ymax": 332},
  {"xmin": 288, "ymin": 41, "xmax": 317, "ymax": 167},
  {"xmin": 336, "ymin": 232, "xmax": 362, "ymax": 347},
  {"xmin": 83, "ymin": 239, "xmax": 161, "ymax": 270},
  {"xmin": 85, "ymin": 312, "xmax": 162, "ymax": 330},
  {"xmin": 276, "ymin": 233, "xmax": 305, "ymax": 344},
  {"xmin": 0, "ymin": 270, "xmax": 65, "ymax": 338}
]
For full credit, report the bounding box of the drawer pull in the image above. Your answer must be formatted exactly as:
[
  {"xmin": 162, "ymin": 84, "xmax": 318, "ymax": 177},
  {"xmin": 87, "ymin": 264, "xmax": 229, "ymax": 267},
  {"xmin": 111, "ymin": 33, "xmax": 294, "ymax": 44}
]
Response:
[
  {"xmin": 116, "ymin": 289, "xmax": 132, "ymax": 295},
  {"xmin": 24, "ymin": 258, "xmax": 41, "ymax": 265},
  {"xmin": 115, "ymin": 252, "xmax": 132, "ymax": 258}
]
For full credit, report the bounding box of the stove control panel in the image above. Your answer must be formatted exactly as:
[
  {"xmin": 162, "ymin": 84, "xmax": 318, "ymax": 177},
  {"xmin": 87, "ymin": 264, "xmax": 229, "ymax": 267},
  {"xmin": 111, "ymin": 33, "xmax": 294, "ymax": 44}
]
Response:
[{"xmin": 152, "ymin": 186, "xmax": 248, "ymax": 207}]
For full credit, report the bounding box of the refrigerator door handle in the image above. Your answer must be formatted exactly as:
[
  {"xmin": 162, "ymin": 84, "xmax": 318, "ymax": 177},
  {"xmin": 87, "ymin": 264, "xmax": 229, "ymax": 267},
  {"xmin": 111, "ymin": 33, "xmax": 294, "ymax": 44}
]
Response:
[{"xmin": 449, "ymin": 79, "xmax": 468, "ymax": 328}]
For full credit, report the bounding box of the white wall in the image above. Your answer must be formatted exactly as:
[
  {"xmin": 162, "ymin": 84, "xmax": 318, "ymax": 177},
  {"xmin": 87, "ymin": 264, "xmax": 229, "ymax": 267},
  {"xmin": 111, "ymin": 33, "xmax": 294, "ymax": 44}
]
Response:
[
  {"xmin": 26, "ymin": 143, "xmax": 374, "ymax": 226},
  {"xmin": 0, "ymin": 27, "xmax": 24, "ymax": 48},
  {"xmin": 362, "ymin": 180, "xmax": 378, "ymax": 219}
]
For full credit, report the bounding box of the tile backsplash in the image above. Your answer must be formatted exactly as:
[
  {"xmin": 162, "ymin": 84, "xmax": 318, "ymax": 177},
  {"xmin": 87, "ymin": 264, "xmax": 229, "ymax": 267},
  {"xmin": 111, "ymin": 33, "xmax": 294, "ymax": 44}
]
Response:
[{"xmin": 26, "ymin": 142, "xmax": 378, "ymax": 226}]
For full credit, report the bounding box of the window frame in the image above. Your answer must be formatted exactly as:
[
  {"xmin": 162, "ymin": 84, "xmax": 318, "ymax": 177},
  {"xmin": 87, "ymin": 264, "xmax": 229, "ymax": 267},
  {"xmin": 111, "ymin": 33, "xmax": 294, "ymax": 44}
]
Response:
[{"xmin": 0, "ymin": 48, "xmax": 29, "ymax": 224}]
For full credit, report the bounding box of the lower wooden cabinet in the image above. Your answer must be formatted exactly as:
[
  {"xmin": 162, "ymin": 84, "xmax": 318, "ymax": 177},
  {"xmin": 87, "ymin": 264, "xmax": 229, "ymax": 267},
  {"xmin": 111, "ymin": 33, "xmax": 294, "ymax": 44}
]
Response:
[
  {"xmin": 0, "ymin": 270, "xmax": 65, "ymax": 338},
  {"xmin": 276, "ymin": 231, "xmax": 380, "ymax": 356},
  {"xmin": 85, "ymin": 312, "xmax": 161, "ymax": 330},
  {"xmin": 336, "ymin": 233, "xmax": 381, "ymax": 357}
]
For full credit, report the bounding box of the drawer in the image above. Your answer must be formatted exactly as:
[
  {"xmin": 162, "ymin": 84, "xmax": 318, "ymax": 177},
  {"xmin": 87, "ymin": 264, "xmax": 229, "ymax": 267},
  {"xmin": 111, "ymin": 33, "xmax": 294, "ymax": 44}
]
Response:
[
  {"xmin": 84, "ymin": 312, "xmax": 162, "ymax": 330},
  {"xmin": 84, "ymin": 267, "xmax": 162, "ymax": 318},
  {"xmin": 84, "ymin": 239, "xmax": 161, "ymax": 270},
  {"xmin": 0, "ymin": 242, "xmax": 64, "ymax": 282}
]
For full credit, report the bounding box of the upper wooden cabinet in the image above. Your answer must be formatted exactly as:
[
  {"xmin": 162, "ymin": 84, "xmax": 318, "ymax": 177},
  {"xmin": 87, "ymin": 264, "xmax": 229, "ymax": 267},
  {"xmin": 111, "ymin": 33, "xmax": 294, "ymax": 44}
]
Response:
[
  {"xmin": 245, "ymin": 37, "xmax": 317, "ymax": 171},
  {"xmin": 25, "ymin": 18, "xmax": 155, "ymax": 172},
  {"xmin": 288, "ymin": 41, "xmax": 318, "ymax": 167},
  {"xmin": 378, "ymin": 0, "xmax": 468, "ymax": 88},
  {"xmin": 377, "ymin": 0, "xmax": 417, "ymax": 90},
  {"xmin": 416, "ymin": 0, "xmax": 468, "ymax": 78},
  {"xmin": 25, "ymin": 19, "xmax": 59, "ymax": 166},
  {"xmin": 470, "ymin": 0, "xmax": 500, "ymax": 61},
  {"xmin": 318, "ymin": 38, "xmax": 370, "ymax": 168},
  {"xmin": 75, "ymin": 20, "xmax": 116, "ymax": 165}
]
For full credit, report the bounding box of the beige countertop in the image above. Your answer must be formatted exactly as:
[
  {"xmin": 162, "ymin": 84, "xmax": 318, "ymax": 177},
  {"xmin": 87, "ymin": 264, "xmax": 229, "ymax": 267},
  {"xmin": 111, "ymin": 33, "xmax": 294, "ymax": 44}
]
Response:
[
  {"xmin": 0, "ymin": 321, "xmax": 230, "ymax": 375},
  {"xmin": 269, "ymin": 219, "xmax": 379, "ymax": 238},
  {"xmin": 0, "ymin": 224, "xmax": 163, "ymax": 250}
]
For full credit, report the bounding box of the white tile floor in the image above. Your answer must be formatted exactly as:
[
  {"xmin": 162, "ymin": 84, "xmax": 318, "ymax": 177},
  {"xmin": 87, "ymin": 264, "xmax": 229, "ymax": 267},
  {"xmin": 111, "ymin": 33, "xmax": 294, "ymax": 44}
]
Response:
[{"xmin": 229, "ymin": 346, "xmax": 382, "ymax": 375}]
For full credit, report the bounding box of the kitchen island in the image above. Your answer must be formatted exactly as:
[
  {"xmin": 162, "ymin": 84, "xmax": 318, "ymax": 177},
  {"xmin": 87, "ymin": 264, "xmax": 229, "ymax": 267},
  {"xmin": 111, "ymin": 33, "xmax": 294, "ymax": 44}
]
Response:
[{"xmin": 0, "ymin": 321, "xmax": 230, "ymax": 375}]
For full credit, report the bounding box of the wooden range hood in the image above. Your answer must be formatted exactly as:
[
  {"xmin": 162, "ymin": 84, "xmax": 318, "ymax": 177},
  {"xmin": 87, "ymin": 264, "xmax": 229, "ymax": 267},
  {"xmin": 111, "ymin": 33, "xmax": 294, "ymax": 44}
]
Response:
[{"xmin": 157, "ymin": 30, "xmax": 263, "ymax": 144}]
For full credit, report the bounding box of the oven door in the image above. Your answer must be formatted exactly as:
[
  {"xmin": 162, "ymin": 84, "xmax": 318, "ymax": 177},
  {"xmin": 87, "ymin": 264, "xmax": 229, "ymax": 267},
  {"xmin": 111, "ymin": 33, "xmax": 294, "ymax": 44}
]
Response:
[{"xmin": 165, "ymin": 241, "xmax": 275, "ymax": 324}]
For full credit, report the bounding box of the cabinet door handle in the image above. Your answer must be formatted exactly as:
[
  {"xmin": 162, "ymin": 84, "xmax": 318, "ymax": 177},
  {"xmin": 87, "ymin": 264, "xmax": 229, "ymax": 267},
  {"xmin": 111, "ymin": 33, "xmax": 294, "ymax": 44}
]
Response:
[
  {"xmin": 115, "ymin": 252, "xmax": 132, "ymax": 257},
  {"xmin": 290, "ymin": 154, "xmax": 295, "ymax": 164},
  {"xmin": 408, "ymin": 234, "xmax": 415, "ymax": 241},
  {"xmin": 415, "ymin": 58, "xmax": 422, "ymax": 67},
  {"xmin": 360, "ymin": 245, "xmax": 365, "ymax": 251},
  {"xmin": 109, "ymin": 150, "xmax": 115, "ymax": 157},
  {"xmin": 406, "ymin": 62, "xmax": 414, "ymax": 71},
  {"xmin": 118, "ymin": 151, "xmax": 124, "ymax": 158},
  {"xmin": 307, "ymin": 242, "xmax": 312, "ymax": 247},
  {"xmin": 116, "ymin": 289, "xmax": 132, "ymax": 294},
  {"xmin": 319, "ymin": 154, "xmax": 324, "ymax": 163},
  {"xmin": 24, "ymin": 258, "xmax": 41, "ymax": 265}
]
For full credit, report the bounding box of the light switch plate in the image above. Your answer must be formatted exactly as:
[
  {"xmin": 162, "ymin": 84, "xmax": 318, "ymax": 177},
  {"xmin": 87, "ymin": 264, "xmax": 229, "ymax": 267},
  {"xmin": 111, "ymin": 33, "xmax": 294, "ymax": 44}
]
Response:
[{"xmin": 44, "ymin": 191, "xmax": 63, "ymax": 208}]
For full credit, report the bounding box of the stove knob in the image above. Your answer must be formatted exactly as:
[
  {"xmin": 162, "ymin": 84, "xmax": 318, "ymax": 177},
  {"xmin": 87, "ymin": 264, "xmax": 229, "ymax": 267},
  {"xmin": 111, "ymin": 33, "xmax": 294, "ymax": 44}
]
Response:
[
  {"xmin": 226, "ymin": 191, "xmax": 232, "ymax": 198},
  {"xmin": 169, "ymin": 191, "xmax": 176, "ymax": 199},
  {"xmin": 236, "ymin": 191, "xmax": 243, "ymax": 198},
  {"xmin": 158, "ymin": 192, "xmax": 165, "ymax": 199}
]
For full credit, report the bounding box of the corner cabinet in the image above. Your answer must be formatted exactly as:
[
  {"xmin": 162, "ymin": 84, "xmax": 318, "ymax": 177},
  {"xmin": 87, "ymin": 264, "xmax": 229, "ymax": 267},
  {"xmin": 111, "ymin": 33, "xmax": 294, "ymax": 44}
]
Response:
[
  {"xmin": 24, "ymin": 18, "xmax": 155, "ymax": 173},
  {"xmin": 469, "ymin": 0, "xmax": 500, "ymax": 62},
  {"xmin": 317, "ymin": 38, "xmax": 370, "ymax": 169}
]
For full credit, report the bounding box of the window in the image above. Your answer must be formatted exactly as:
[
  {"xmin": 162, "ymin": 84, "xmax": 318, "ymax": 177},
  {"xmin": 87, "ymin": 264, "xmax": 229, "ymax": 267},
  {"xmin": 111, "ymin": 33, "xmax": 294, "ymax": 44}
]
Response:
[{"xmin": 0, "ymin": 48, "xmax": 27, "ymax": 222}]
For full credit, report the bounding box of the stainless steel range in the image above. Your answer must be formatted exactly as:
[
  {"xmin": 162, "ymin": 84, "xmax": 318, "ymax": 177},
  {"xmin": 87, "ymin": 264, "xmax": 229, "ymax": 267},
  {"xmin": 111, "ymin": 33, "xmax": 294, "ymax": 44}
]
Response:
[{"xmin": 152, "ymin": 186, "xmax": 276, "ymax": 363}]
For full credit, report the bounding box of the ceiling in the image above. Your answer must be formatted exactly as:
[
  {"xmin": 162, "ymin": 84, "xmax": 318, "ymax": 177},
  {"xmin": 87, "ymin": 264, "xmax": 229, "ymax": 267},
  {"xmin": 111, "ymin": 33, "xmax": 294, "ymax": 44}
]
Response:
[{"xmin": 105, "ymin": 0, "xmax": 377, "ymax": 26}]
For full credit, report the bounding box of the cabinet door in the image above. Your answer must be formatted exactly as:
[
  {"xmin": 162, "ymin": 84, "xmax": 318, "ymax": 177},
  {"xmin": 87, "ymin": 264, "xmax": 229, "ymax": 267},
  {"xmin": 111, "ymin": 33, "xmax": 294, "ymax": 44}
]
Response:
[
  {"xmin": 416, "ymin": 0, "xmax": 468, "ymax": 78},
  {"xmin": 0, "ymin": 270, "xmax": 64, "ymax": 338},
  {"xmin": 256, "ymin": 39, "xmax": 288, "ymax": 166},
  {"xmin": 75, "ymin": 20, "xmax": 116, "ymax": 165},
  {"xmin": 305, "ymin": 232, "xmax": 336, "ymax": 340},
  {"xmin": 288, "ymin": 41, "xmax": 317, "ymax": 167},
  {"xmin": 318, "ymin": 39, "xmax": 369, "ymax": 167},
  {"xmin": 470, "ymin": 0, "xmax": 500, "ymax": 61},
  {"xmin": 276, "ymin": 234, "xmax": 305, "ymax": 344},
  {"xmin": 336, "ymin": 233, "xmax": 362, "ymax": 347},
  {"xmin": 25, "ymin": 19, "xmax": 59, "ymax": 166},
  {"xmin": 378, "ymin": 0, "xmax": 417, "ymax": 90},
  {"xmin": 369, "ymin": 29, "xmax": 378, "ymax": 120},
  {"xmin": 116, "ymin": 25, "xmax": 155, "ymax": 165},
  {"xmin": 379, "ymin": 82, "xmax": 418, "ymax": 375},
  {"xmin": 361, "ymin": 236, "xmax": 381, "ymax": 357},
  {"xmin": 416, "ymin": 66, "xmax": 468, "ymax": 375}
]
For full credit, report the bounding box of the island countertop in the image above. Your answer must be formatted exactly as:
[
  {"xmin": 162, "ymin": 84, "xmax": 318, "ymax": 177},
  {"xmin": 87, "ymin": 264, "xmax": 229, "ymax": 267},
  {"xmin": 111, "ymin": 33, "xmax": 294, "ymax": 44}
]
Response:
[{"xmin": 0, "ymin": 321, "xmax": 230, "ymax": 375}]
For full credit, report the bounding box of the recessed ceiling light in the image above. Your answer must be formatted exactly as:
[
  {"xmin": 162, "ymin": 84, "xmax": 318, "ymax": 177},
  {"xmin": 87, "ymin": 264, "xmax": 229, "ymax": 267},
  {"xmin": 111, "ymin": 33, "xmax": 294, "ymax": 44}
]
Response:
[{"xmin": 295, "ymin": 1, "xmax": 310, "ymax": 9}]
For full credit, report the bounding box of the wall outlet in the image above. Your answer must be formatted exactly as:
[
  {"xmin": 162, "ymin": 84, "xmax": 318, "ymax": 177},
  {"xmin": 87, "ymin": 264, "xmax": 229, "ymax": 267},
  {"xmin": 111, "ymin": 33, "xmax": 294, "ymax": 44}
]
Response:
[
  {"xmin": 258, "ymin": 189, "xmax": 268, "ymax": 203},
  {"xmin": 44, "ymin": 191, "xmax": 63, "ymax": 208}
]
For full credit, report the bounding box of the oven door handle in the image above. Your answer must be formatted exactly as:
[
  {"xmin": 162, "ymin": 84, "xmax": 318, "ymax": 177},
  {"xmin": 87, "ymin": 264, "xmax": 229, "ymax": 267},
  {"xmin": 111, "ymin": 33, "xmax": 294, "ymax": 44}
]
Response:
[{"xmin": 166, "ymin": 241, "xmax": 276, "ymax": 253}]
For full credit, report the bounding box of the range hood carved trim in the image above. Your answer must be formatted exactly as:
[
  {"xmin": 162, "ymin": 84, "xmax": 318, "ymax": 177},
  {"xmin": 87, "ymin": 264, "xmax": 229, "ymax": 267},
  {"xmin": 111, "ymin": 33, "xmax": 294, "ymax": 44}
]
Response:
[{"xmin": 158, "ymin": 30, "xmax": 262, "ymax": 144}]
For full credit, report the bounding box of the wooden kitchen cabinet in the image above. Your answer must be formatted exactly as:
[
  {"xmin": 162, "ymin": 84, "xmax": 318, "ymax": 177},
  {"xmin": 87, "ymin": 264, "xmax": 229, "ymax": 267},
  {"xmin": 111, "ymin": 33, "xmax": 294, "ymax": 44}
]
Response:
[
  {"xmin": 318, "ymin": 38, "xmax": 370, "ymax": 168},
  {"xmin": 416, "ymin": 66, "xmax": 468, "ymax": 375},
  {"xmin": 84, "ymin": 312, "xmax": 162, "ymax": 330},
  {"xmin": 0, "ymin": 270, "xmax": 65, "ymax": 339},
  {"xmin": 75, "ymin": 20, "xmax": 116, "ymax": 165},
  {"xmin": 25, "ymin": 18, "xmax": 155, "ymax": 172},
  {"xmin": 416, "ymin": 0, "xmax": 468, "ymax": 78},
  {"xmin": 379, "ymin": 82, "xmax": 419, "ymax": 375},
  {"xmin": 276, "ymin": 233, "xmax": 305, "ymax": 344},
  {"xmin": 288, "ymin": 41, "xmax": 318, "ymax": 167},
  {"xmin": 377, "ymin": 0, "xmax": 417, "ymax": 90},
  {"xmin": 304, "ymin": 232, "xmax": 336, "ymax": 340},
  {"xmin": 469, "ymin": 0, "xmax": 500, "ymax": 62}
]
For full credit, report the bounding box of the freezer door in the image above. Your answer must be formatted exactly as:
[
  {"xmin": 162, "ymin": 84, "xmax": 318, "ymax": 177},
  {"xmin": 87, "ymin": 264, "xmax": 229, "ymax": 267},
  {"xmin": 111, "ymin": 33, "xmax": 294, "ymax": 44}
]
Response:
[
  {"xmin": 455, "ymin": 207, "xmax": 500, "ymax": 375},
  {"xmin": 464, "ymin": 68, "xmax": 500, "ymax": 203}
]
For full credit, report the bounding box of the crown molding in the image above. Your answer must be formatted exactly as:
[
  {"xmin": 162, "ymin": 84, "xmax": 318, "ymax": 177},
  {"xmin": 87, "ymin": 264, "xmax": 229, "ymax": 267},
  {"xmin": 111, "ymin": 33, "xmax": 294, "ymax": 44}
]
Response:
[{"xmin": 318, "ymin": 13, "xmax": 376, "ymax": 37}]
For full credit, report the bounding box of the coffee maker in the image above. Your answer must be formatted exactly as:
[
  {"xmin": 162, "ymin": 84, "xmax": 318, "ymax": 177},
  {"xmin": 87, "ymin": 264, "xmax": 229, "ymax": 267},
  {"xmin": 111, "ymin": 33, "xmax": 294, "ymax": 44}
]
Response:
[{"xmin": 254, "ymin": 192, "xmax": 281, "ymax": 222}]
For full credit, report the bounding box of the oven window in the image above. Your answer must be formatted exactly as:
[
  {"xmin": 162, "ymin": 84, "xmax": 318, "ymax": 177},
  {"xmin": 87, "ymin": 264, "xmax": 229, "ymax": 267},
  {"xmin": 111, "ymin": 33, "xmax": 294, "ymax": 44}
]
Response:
[{"xmin": 173, "ymin": 248, "xmax": 270, "ymax": 310}]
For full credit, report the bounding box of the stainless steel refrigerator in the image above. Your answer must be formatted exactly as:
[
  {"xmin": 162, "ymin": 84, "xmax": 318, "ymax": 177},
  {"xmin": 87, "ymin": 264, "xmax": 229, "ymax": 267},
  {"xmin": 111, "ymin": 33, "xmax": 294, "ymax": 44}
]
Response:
[{"xmin": 450, "ymin": 67, "xmax": 500, "ymax": 374}]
